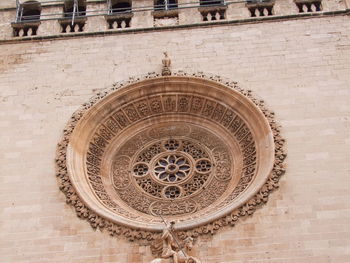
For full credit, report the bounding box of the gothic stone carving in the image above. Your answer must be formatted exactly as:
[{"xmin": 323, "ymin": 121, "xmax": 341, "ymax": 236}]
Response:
[{"xmin": 55, "ymin": 72, "xmax": 286, "ymax": 243}]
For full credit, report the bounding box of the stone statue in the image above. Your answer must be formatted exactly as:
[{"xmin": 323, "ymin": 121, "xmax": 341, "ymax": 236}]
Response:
[
  {"xmin": 150, "ymin": 221, "xmax": 202, "ymax": 263},
  {"xmin": 162, "ymin": 52, "xmax": 172, "ymax": 76},
  {"xmin": 160, "ymin": 221, "xmax": 179, "ymax": 263}
]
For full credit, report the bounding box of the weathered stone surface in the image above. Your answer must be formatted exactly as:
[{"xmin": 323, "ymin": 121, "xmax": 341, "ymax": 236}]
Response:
[{"xmin": 0, "ymin": 5, "xmax": 349, "ymax": 263}]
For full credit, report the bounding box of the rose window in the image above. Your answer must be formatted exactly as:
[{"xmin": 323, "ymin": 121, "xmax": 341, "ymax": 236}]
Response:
[{"xmin": 61, "ymin": 75, "xmax": 283, "ymax": 239}]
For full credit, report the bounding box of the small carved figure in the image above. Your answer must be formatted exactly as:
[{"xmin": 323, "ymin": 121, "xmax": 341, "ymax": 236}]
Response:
[
  {"xmin": 161, "ymin": 221, "xmax": 179, "ymax": 263},
  {"xmin": 162, "ymin": 52, "xmax": 172, "ymax": 76}
]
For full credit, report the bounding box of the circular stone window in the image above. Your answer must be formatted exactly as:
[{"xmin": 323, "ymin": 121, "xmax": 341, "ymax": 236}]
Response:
[{"xmin": 56, "ymin": 73, "xmax": 286, "ymax": 240}]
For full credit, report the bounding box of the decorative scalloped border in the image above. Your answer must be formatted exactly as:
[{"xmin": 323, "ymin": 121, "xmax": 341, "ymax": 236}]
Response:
[{"xmin": 55, "ymin": 71, "xmax": 286, "ymax": 242}]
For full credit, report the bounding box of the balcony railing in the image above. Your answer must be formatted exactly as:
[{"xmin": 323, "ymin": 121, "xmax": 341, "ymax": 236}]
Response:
[{"xmin": 7, "ymin": 0, "xmax": 336, "ymax": 39}]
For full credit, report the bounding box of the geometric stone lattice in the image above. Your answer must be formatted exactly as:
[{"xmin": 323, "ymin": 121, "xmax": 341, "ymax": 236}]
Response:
[{"xmin": 56, "ymin": 72, "xmax": 286, "ymax": 242}]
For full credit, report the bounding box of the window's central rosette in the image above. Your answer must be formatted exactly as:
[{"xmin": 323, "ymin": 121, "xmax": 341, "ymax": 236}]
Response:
[
  {"xmin": 129, "ymin": 137, "xmax": 214, "ymax": 201},
  {"xmin": 153, "ymin": 153, "xmax": 192, "ymax": 183}
]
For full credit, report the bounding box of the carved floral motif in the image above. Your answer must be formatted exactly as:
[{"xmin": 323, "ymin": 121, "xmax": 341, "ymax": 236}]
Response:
[{"xmin": 112, "ymin": 134, "xmax": 227, "ymax": 216}]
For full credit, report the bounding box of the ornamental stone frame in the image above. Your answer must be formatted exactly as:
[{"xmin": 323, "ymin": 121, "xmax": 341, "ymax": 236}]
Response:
[{"xmin": 55, "ymin": 71, "xmax": 286, "ymax": 243}]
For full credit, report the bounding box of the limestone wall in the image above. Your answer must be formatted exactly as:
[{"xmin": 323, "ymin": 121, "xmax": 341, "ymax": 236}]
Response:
[{"xmin": 0, "ymin": 13, "xmax": 350, "ymax": 263}]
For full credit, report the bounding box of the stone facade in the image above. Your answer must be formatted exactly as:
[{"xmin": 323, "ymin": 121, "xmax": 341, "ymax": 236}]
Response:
[{"xmin": 0, "ymin": 0, "xmax": 350, "ymax": 262}]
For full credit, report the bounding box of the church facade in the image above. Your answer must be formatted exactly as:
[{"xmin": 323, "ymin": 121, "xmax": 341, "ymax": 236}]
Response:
[{"xmin": 0, "ymin": 0, "xmax": 349, "ymax": 262}]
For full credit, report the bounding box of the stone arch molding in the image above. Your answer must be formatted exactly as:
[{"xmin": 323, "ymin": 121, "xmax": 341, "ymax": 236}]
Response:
[{"xmin": 55, "ymin": 71, "xmax": 286, "ymax": 242}]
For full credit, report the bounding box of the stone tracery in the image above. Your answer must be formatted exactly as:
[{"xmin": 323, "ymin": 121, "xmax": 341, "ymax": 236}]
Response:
[
  {"xmin": 109, "ymin": 128, "xmax": 233, "ymax": 216},
  {"xmin": 55, "ymin": 72, "xmax": 286, "ymax": 242},
  {"xmin": 153, "ymin": 153, "xmax": 191, "ymax": 183}
]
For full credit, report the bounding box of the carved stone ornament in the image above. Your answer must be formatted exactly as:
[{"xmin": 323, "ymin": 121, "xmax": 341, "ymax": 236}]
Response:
[
  {"xmin": 162, "ymin": 52, "xmax": 171, "ymax": 76},
  {"xmin": 55, "ymin": 72, "xmax": 286, "ymax": 243}
]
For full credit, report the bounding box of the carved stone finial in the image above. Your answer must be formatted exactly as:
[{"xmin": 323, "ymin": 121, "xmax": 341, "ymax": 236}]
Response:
[{"xmin": 162, "ymin": 52, "xmax": 172, "ymax": 76}]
